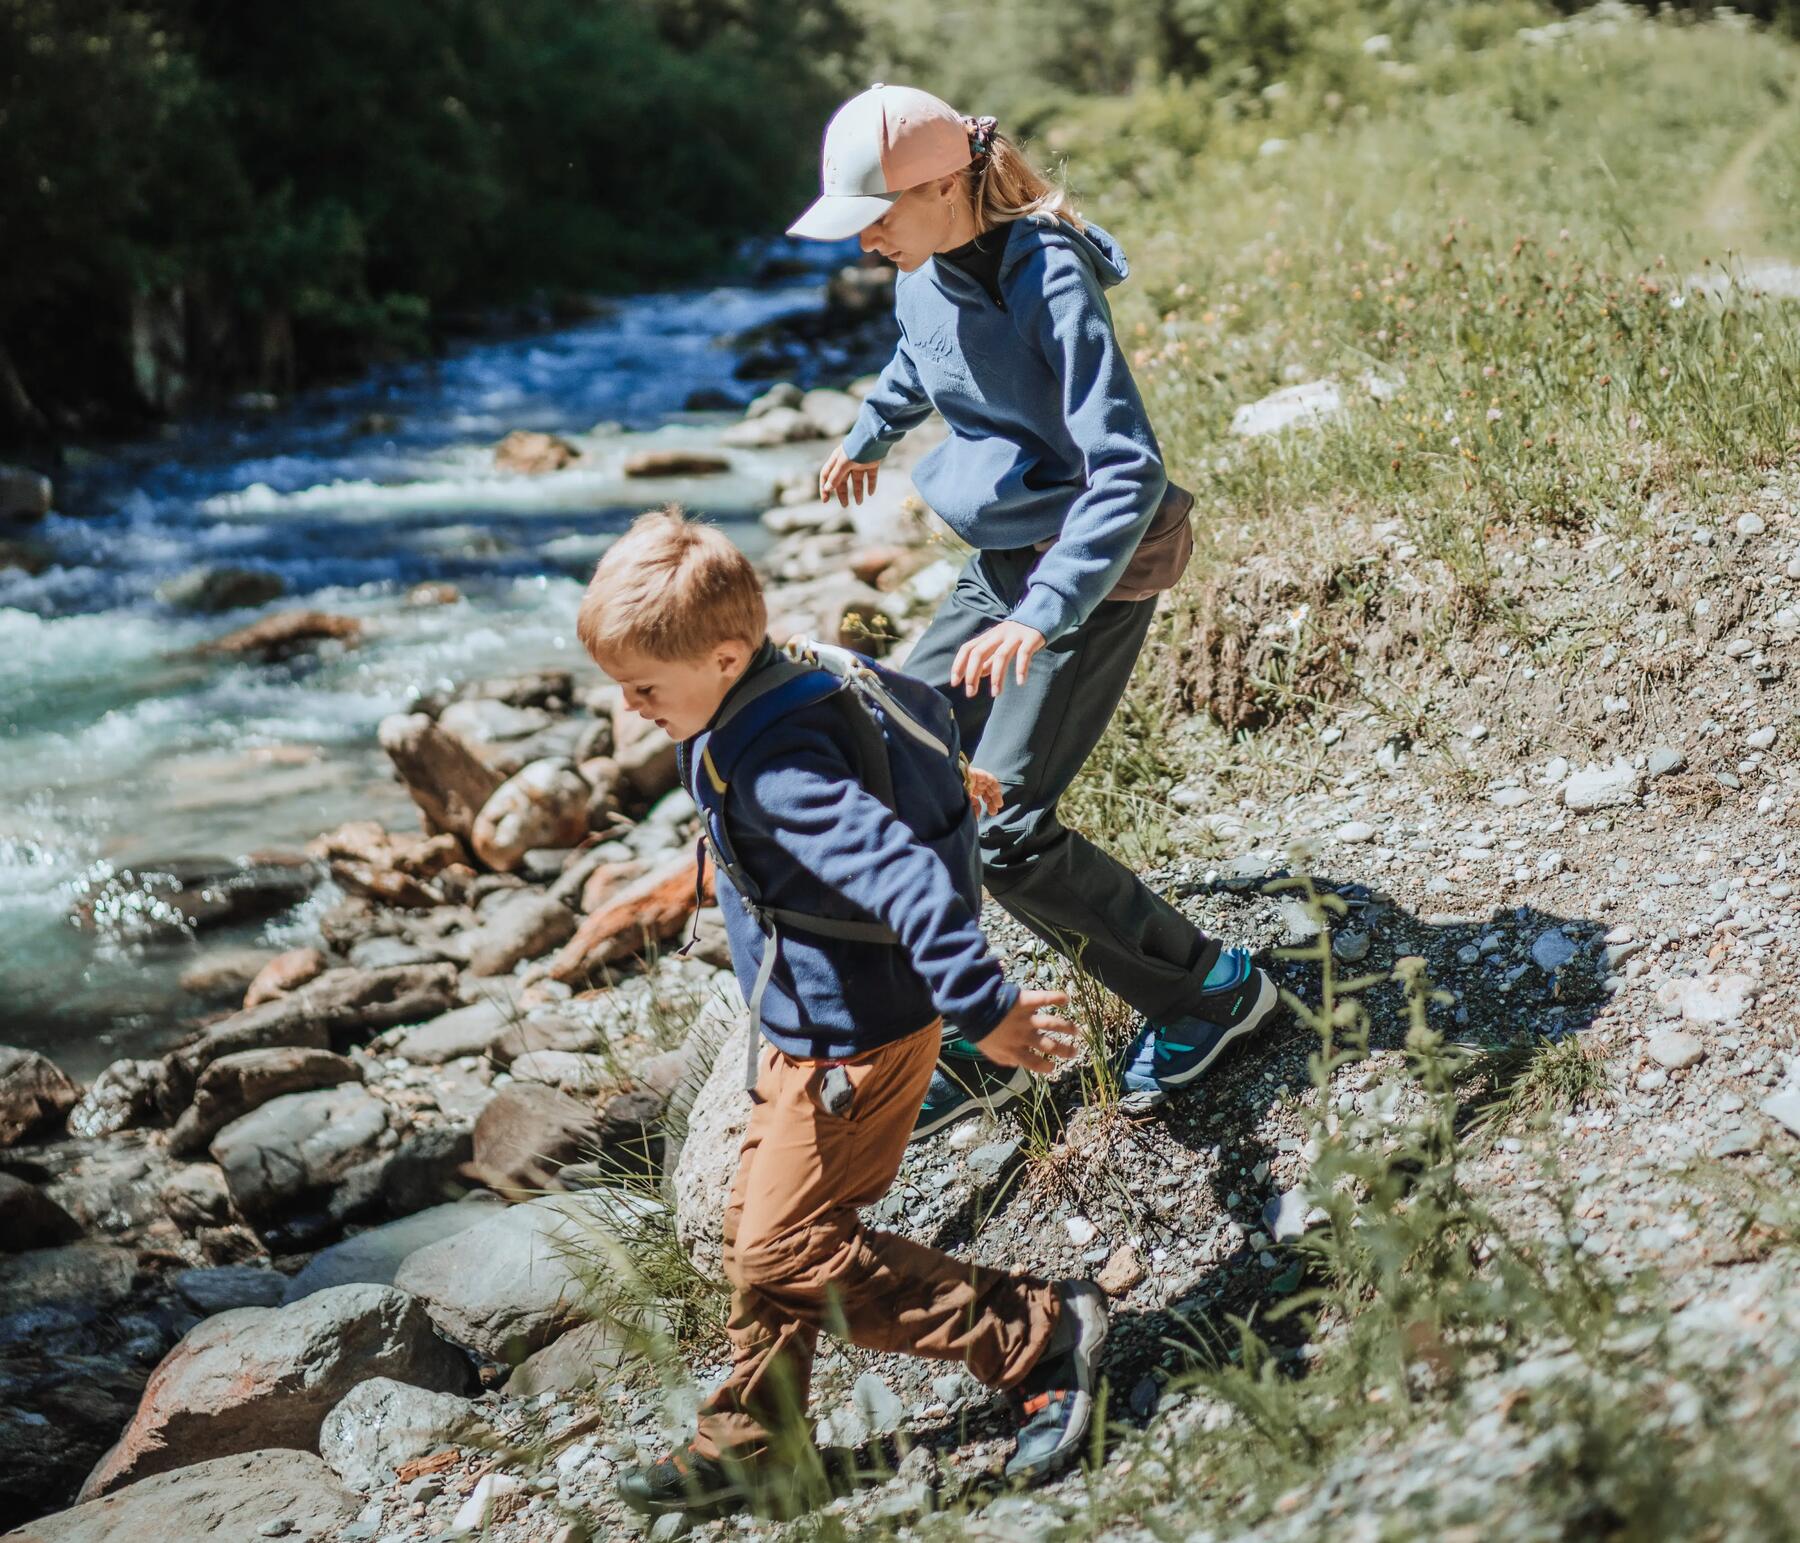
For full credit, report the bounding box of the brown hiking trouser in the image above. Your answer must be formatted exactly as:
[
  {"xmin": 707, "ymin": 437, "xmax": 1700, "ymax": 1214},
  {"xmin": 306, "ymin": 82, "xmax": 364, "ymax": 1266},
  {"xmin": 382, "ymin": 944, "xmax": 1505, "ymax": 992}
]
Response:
[{"xmin": 692, "ymin": 1018, "xmax": 1061, "ymax": 1458}]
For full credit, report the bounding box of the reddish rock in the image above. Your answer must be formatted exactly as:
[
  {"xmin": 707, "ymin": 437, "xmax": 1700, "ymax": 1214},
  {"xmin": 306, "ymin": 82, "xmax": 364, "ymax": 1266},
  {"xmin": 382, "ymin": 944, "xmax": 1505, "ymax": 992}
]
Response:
[
  {"xmin": 377, "ymin": 712, "xmax": 506, "ymax": 842},
  {"xmin": 549, "ymin": 852, "xmax": 711, "ymax": 985},
  {"xmin": 199, "ymin": 609, "xmax": 362, "ymax": 660},
  {"xmin": 471, "ymin": 759, "xmax": 589, "ymax": 873},
  {"xmin": 849, "ymin": 545, "xmax": 910, "ymax": 586},
  {"xmin": 243, "ymin": 947, "xmax": 328, "ymax": 1009},
  {"xmin": 328, "ymin": 860, "xmax": 442, "ymax": 910},
  {"xmin": 307, "ymin": 821, "xmax": 462, "ymax": 879},
  {"xmin": 0, "ymin": 1046, "xmax": 80, "ymax": 1146},
  {"xmin": 494, "ymin": 429, "xmax": 581, "ymax": 474},
  {"xmin": 579, "ymin": 858, "xmax": 651, "ymax": 913}
]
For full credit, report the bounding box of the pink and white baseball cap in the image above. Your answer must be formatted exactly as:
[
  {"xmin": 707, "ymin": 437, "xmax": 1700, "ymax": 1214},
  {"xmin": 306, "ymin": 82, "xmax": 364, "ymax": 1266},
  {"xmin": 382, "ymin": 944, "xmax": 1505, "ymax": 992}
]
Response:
[{"xmin": 787, "ymin": 83, "xmax": 975, "ymax": 241}]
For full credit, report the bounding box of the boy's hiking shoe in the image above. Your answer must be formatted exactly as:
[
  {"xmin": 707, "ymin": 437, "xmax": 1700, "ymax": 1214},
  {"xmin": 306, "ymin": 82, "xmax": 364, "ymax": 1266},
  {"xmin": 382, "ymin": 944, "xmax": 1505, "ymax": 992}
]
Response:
[
  {"xmin": 1118, "ymin": 950, "xmax": 1281, "ymax": 1105},
  {"xmin": 1006, "ymin": 1279, "xmax": 1110, "ymax": 1484},
  {"xmin": 617, "ymin": 1441, "xmax": 749, "ymax": 1517},
  {"xmin": 910, "ymin": 1039, "xmax": 1030, "ymax": 1142}
]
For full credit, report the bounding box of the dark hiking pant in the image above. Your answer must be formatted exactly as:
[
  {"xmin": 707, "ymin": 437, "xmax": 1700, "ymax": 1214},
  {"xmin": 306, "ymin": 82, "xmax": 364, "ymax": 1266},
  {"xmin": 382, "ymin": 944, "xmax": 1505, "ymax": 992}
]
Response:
[{"xmin": 904, "ymin": 545, "xmax": 1222, "ymax": 1027}]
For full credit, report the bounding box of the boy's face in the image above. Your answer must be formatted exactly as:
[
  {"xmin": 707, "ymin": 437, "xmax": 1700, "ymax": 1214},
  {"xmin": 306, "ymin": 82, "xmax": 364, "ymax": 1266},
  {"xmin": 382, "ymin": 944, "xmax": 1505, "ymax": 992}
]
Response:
[{"xmin": 597, "ymin": 640, "xmax": 755, "ymax": 742}]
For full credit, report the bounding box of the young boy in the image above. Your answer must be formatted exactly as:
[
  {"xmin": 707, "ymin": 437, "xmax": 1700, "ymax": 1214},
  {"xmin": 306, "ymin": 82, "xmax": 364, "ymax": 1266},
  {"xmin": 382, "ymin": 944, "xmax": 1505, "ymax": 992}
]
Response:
[{"xmin": 576, "ymin": 508, "xmax": 1109, "ymax": 1515}]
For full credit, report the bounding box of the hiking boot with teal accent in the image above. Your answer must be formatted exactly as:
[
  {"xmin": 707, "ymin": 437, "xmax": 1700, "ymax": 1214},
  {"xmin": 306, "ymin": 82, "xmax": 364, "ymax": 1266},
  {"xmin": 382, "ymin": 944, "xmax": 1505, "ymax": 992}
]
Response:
[
  {"xmin": 909, "ymin": 1037, "xmax": 1030, "ymax": 1143},
  {"xmin": 1118, "ymin": 949, "xmax": 1281, "ymax": 1105}
]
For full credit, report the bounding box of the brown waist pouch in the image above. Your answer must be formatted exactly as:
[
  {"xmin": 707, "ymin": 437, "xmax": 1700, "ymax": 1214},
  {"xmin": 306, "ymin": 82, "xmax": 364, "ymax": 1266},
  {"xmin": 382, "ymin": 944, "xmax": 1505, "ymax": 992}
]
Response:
[{"xmin": 1033, "ymin": 479, "xmax": 1196, "ymax": 602}]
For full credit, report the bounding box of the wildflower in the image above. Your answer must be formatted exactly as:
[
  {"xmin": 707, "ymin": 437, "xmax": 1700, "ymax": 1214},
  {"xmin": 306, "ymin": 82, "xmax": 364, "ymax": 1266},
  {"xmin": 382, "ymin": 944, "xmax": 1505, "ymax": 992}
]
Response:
[
  {"xmin": 1486, "ymin": 407, "xmax": 1503, "ymax": 422},
  {"xmin": 1669, "ymin": 293, "xmax": 1685, "ymax": 309}
]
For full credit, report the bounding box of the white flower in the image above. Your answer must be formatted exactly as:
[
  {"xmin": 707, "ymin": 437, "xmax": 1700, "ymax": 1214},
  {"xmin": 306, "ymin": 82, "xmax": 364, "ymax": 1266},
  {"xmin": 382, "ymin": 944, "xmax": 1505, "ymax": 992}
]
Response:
[{"xmin": 1669, "ymin": 293, "xmax": 1686, "ymax": 309}]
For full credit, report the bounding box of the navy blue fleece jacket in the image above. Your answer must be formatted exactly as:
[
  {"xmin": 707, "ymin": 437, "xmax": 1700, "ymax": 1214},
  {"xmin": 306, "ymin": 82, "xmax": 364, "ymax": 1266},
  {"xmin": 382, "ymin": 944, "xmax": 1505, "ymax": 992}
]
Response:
[
  {"xmin": 692, "ymin": 645, "xmax": 1018, "ymax": 1060},
  {"xmin": 841, "ymin": 215, "xmax": 1168, "ymax": 644}
]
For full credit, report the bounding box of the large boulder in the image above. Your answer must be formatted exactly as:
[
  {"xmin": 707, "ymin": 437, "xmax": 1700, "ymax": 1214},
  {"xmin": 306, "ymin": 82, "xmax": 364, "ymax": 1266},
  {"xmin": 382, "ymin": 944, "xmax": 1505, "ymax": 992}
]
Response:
[
  {"xmin": 326, "ymin": 1122, "xmax": 476, "ymax": 1225},
  {"xmin": 282, "ymin": 1196, "xmax": 504, "ymax": 1303},
  {"xmin": 79, "ymin": 1283, "xmax": 470, "ymax": 1498},
  {"xmin": 13, "ymin": 1450, "xmax": 358, "ymax": 1543},
  {"xmin": 463, "ymin": 1082, "xmax": 603, "ymax": 1197},
  {"xmin": 209, "ymin": 1084, "xmax": 394, "ymax": 1222},
  {"xmin": 0, "ymin": 1047, "xmax": 79, "ymax": 1146},
  {"xmin": 673, "ymin": 1020, "xmax": 753, "ymax": 1277},
  {"xmin": 548, "ymin": 851, "xmax": 709, "ymax": 985},
  {"xmin": 169, "ymin": 1046, "xmax": 362, "ymax": 1157},
  {"xmin": 471, "ymin": 759, "xmax": 590, "ymax": 873},
  {"xmin": 0, "ymin": 1173, "xmax": 82, "ymax": 1251},
  {"xmin": 0, "ymin": 1243, "xmax": 139, "ymax": 1316},
  {"xmin": 391, "ymin": 1195, "xmax": 601, "ymax": 1360},
  {"xmin": 318, "ymin": 1376, "xmax": 492, "ymax": 1492},
  {"xmin": 502, "ymin": 1319, "xmax": 627, "ymax": 1397},
  {"xmin": 377, "ymin": 712, "xmax": 506, "ymax": 841},
  {"xmin": 464, "ymin": 890, "xmax": 578, "ymax": 976}
]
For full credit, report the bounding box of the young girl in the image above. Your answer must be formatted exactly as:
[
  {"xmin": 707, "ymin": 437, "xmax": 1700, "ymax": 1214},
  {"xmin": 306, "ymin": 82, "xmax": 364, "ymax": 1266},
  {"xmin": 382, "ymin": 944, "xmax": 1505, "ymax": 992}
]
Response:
[{"xmin": 789, "ymin": 83, "xmax": 1279, "ymax": 1133}]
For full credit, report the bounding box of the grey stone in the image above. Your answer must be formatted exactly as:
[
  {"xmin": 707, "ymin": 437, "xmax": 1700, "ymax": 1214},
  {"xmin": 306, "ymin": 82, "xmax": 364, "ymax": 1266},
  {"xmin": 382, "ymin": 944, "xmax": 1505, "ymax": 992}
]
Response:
[
  {"xmin": 1759, "ymin": 1087, "xmax": 1800, "ymax": 1139},
  {"xmin": 171, "ymin": 1265, "xmax": 289, "ymax": 1315},
  {"xmin": 210, "ymin": 1084, "xmax": 394, "ymax": 1221},
  {"xmin": 502, "ymin": 1319, "xmax": 627, "ymax": 1397},
  {"xmin": 65, "ymin": 1059, "xmax": 165, "ymax": 1139},
  {"xmin": 0, "ymin": 1172, "xmax": 82, "ymax": 1252},
  {"xmin": 1261, "ymin": 1188, "xmax": 1309, "ymax": 1243},
  {"xmin": 1710, "ymin": 1126, "xmax": 1761, "ymax": 1159},
  {"xmin": 463, "ymin": 892, "xmax": 577, "ymax": 977},
  {"xmin": 1647, "ymin": 746, "xmax": 1686, "ymax": 779},
  {"xmin": 1530, "ymin": 930, "xmax": 1580, "ymax": 974},
  {"xmin": 283, "ymin": 1197, "xmax": 505, "ymax": 1302},
  {"xmin": 155, "ymin": 565, "xmax": 285, "ymax": 613},
  {"xmin": 1647, "ymin": 1029, "xmax": 1705, "ymax": 1070},
  {"xmin": 319, "ymin": 1376, "xmax": 491, "ymax": 1491},
  {"xmin": 1562, "ymin": 759, "xmax": 1641, "ymax": 812},
  {"xmin": 171, "ymin": 1047, "xmax": 363, "ymax": 1156},
  {"xmin": 673, "ymin": 1016, "xmax": 753, "ymax": 1276},
  {"xmin": 0, "ymin": 1242, "xmax": 137, "ymax": 1315},
  {"xmin": 384, "ymin": 998, "xmax": 513, "ymax": 1065}
]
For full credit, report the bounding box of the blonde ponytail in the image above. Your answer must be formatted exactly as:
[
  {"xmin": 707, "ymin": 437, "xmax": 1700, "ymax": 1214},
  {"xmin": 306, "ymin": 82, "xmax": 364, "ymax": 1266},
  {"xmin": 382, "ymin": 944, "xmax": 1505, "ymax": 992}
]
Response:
[{"xmin": 958, "ymin": 121, "xmax": 1085, "ymax": 235}]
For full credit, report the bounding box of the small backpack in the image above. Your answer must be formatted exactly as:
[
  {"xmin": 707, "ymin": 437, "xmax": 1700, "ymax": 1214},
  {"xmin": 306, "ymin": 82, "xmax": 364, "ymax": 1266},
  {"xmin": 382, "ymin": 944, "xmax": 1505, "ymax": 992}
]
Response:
[{"xmin": 674, "ymin": 636, "xmax": 974, "ymax": 1096}]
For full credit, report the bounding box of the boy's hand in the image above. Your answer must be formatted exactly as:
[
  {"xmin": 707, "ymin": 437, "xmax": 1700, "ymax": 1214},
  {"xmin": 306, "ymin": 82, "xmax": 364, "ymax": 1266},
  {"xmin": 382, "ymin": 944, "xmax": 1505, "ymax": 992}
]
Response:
[
  {"xmin": 975, "ymin": 990, "xmax": 1076, "ymax": 1074},
  {"xmin": 952, "ymin": 621, "xmax": 1045, "ymax": 697},
  {"xmin": 965, "ymin": 765, "xmax": 1003, "ymax": 817},
  {"xmin": 820, "ymin": 447, "xmax": 880, "ymax": 507}
]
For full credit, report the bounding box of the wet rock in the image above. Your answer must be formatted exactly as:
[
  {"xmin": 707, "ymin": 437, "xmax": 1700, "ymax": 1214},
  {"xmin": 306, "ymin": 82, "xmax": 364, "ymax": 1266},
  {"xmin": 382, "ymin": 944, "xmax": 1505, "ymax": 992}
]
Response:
[
  {"xmin": 463, "ymin": 1082, "xmax": 603, "ymax": 1197},
  {"xmin": 391, "ymin": 1194, "xmax": 604, "ymax": 1359},
  {"xmin": 673, "ymin": 1020, "xmax": 752, "ymax": 1275},
  {"xmin": 382, "ymin": 997, "xmax": 512, "ymax": 1065},
  {"xmin": 319, "ymin": 1376, "xmax": 492, "ymax": 1492},
  {"xmin": 178, "ymin": 946, "xmax": 282, "ymax": 1005},
  {"xmin": 0, "ymin": 1173, "xmax": 82, "ymax": 1251},
  {"xmin": 43, "ymin": 1137, "xmax": 189, "ymax": 1245},
  {"xmin": 170, "ymin": 1047, "xmax": 363, "ymax": 1157},
  {"xmin": 282, "ymin": 1197, "xmax": 505, "ymax": 1303},
  {"xmin": 18, "ymin": 1449, "xmax": 359, "ymax": 1543},
  {"xmin": 472, "ymin": 759, "xmax": 590, "ymax": 873},
  {"xmin": 79, "ymin": 1282, "xmax": 470, "ymax": 1498},
  {"xmin": 171, "ymin": 963, "xmax": 459, "ymax": 1083},
  {"xmin": 65, "ymin": 854, "xmax": 318, "ymax": 940},
  {"xmin": 210, "ymin": 1084, "xmax": 394, "ymax": 1223},
  {"xmin": 622, "ymin": 448, "xmax": 731, "ymax": 477},
  {"xmin": 0, "ymin": 1243, "xmax": 138, "ymax": 1316},
  {"xmin": 1, "ymin": 1047, "xmax": 81, "ymax": 1146},
  {"xmin": 1561, "ymin": 758, "xmax": 1641, "ymax": 812},
  {"xmin": 243, "ymin": 948, "xmax": 329, "ymax": 1009},
  {"xmin": 549, "ymin": 851, "xmax": 709, "ymax": 985},
  {"xmin": 199, "ymin": 609, "xmax": 362, "ymax": 660},
  {"xmin": 0, "ymin": 463, "xmax": 53, "ymax": 522},
  {"xmin": 1654, "ymin": 974, "xmax": 1755, "ymax": 1026},
  {"xmin": 170, "ymin": 1265, "xmax": 288, "ymax": 1315},
  {"xmin": 464, "ymin": 890, "xmax": 578, "ymax": 976},
  {"xmin": 327, "ymin": 860, "xmax": 443, "ymax": 910},
  {"xmin": 155, "ymin": 565, "xmax": 285, "ymax": 613},
  {"xmin": 66, "ymin": 1060, "xmax": 165, "ymax": 1139},
  {"xmin": 378, "ymin": 712, "xmax": 506, "ymax": 843},
  {"xmin": 495, "ymin": 429, "xmax": 581, "ymax": 474}
]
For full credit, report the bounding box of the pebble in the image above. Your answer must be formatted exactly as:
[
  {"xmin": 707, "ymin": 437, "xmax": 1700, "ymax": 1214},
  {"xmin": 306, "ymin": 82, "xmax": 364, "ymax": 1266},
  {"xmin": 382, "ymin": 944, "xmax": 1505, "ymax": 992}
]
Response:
[
  {"xmin": 1710, "ymin": 1126, "xmax": 1761, "ymax": 1159},
  {"xmin": 1065, "ymin": 1215, "xmax": 1098, "ymax": 1247},
  {"xmin": 1492, "ymin": 786, "xmax": 1530, "ymax": 808},
  {"xmin": 1332, "ymin": 931, "xmax": 1371, "ymax": 963},
  {"xmin": 1262, "ymin": 1189, "xmax": 1310, "ymax": 1243},
  {"xmin": 1562, "ymin": 759, "xmax": 1640, "ymax": 811},
  {"xmin": 1746, "ymin": 725, "xmax": 1777, "ymax": 751},
  {"xmin": 1337, "ymin": 820, "xmax": 1378, "ymax": 843},
  {"xmin": 1761, "ymin": 1088, "xmax": 1800, "ymax": 1138},
  {"xmin": 1725, "ymin": 638, "xmax": 1754, "ymax": 658},
  {"xmin": 1530, "ymin": 930, "xmax": 1579, "ymax": 973},
  {"xmin": 1647, "ymin": 1029, "xmax": 1705, "ymax": 1070},
  {"xmin": 1646, "ymin": 745, "xmax": 1686, "ymax": 779},
  {"xmin": 1636, "ymin": 1069, "xmax": 1669, "ymax": 1092},
  {"xmin": 1738, "ymin": 511, "xmax": 1766, "ymax": 537}
]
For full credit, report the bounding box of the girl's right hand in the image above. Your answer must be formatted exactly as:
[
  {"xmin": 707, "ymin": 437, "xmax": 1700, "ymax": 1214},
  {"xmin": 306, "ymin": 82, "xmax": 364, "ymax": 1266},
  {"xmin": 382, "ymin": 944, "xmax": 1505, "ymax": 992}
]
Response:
[{"xmin": 819, "ymin": 446, "xmax": 881, "ymax": 507}]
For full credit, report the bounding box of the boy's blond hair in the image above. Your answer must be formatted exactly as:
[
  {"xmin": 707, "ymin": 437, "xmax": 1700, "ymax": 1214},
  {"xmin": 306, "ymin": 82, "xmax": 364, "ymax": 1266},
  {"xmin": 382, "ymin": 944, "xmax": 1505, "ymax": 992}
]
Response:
[{"xmin": 576, "ymin": 504, "xmax": 767, "ymax": 662}]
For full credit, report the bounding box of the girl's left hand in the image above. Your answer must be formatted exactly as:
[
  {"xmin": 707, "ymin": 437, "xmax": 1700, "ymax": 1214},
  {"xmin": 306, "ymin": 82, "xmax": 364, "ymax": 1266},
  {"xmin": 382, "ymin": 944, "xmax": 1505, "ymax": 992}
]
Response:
[{"xmin": 951, "ymin": 621, "xmax": 1046, "ymax": 698}]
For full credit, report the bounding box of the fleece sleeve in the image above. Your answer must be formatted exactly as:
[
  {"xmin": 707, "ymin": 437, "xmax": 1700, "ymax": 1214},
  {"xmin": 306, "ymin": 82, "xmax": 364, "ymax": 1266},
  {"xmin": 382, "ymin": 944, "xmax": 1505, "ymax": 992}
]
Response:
[
  {"xmin": 1005, "ymin": 244, "xmax": 1168, "ymax": 643},
  {"xmin": 840, "ymin": 335, "xmax": 935, "ymax": 464},
  {"xmin": 735, "ymin": 729, "xmax": 1017, "ymax": 1041}
]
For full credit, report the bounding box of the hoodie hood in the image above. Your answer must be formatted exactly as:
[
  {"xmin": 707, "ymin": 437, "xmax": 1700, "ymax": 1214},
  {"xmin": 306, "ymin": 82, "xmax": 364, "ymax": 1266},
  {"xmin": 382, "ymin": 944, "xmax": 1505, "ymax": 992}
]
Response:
[{"xmin": 998, "ymin": 215, "xmax": 1130, "ymax": 291}]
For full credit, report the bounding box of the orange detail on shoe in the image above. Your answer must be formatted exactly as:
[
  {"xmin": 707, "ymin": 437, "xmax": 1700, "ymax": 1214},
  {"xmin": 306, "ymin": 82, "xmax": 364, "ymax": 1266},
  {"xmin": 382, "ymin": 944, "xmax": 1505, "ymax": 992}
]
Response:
[{"xmin": 1022, "ymin": 1391, "xmax": 1057, "ymax": 1416}]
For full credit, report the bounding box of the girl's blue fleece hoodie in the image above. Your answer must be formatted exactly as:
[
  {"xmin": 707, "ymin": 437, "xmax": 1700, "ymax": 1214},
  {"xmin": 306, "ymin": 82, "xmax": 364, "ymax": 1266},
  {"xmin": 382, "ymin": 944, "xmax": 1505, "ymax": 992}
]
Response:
[{"xmin": 840, "ymin": 215, "xmax": 1169, "ymax": 646}]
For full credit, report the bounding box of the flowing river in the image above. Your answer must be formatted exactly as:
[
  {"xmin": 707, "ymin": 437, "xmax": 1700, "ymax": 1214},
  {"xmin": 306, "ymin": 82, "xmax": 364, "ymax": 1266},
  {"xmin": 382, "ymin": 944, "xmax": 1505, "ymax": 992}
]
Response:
[{"xmin": 0, "ymin": 239, "xmax": 862, "ymax": 1077}]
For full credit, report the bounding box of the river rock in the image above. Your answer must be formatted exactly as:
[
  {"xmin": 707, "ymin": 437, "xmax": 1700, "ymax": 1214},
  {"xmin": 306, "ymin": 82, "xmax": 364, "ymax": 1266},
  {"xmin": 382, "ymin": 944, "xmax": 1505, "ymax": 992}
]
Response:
[
  {"xmin": 502, "ymin": 1318, "xmax": 626, "ymax": 1397},
  {"xmin": 463, "ymin": 1082, "xmax": 604, "ymax": 1197},
  {"xmin": 495, "ymin": 429, "xmax": 580, "ymax": 473},
  {"xmin": 172, "ymin": 963, "xmax": 459, "ymax": 1084},
  {"xmin": 439, "ymin": 697, "xmax": 554, "ymax": 747},
  {"xmin": 209, "ymin": 1084, "xmax": 394, "ymax": 1222},
  {"xmin": 0, "ymin": 1173, "xmax": 82, "ymax": 1251},
  {"xmin": 66, "ymin": 853, "xmax": 318, "ymax": 940},
  {"xmin": 622, "ymin": 447, "xmax": 731, "ymax": 477},
  {"xmin": 328, "ymin": 1122, "xmax": 476, "ymax": 1225},
  {"xmin": 159, "ymin": 1163, "xmax": 233, "ymax": 1230},
  {"xmin": 721, "ymin": 406, "xmax": 820, "ymax": 447},
  {"xmin": 154, "ymin": 564, "xmax": 285, "ymax": 613},
  {"xmin": 170, "ymin": 1046, "xmax": 363, "ymax": 1157},
  {"xmin": 488, "ymin": 1010, "xmax": 601, "ymax": 1065},
  {"xmin": 508, "ymin": 1050, "xmax": 615, "ymax": 1095},
  {"xmin": 464, "ymin": 890, "xmax": 578, "ymax": 976},
  {"xmin": 673, "ymin": 1020, "xmax": 753, "ymax": 1276},
  {"xmin": 391, "ymin": 1195, "xmax": 599, "ymax": 1359},
  {"xmin": 199, "ymin": 608, "xmax": 362, "ymax": 659},
  {"xmin": 0, "ymin": 463, "xmax": 52, "ymax": 522},
  {"xmin": 799, "ymin": 388, "xmax": 862, "ymax": 438},
  {"xmin": 328, "ymin": 859, "xmax": 442, "ymax": 910},
  {"xmin": 1655, "ymin": 973, "xmax": 1756, "ymax": 1026},
  {"xmin": 746, "ymin": 382, "xmax": 803, "ymax": 417},
  {"xmin": 79, "ymin": 1283, "xmax": 470, "ymax": 1498},
  {"xmin": 0, "ymin": 1242, "xmax": 138, "ymax": 1316},
  {"xmin": 471, "ymin": 759, "xmax": 590, "ymax": 873},
  {"xmin": 1561, "ymin": 758, "xmax": 1641, "ymax": 811},
  {"xmin": 383, "ymin": 997, "xmax": 512, "ymax": 1065},
  {"xmin": 177, "ymin": 945, "xmax": 281, "ymax": 1004},
  {"xmin": 170, "ymin": 1265, "xmax": 288, "ymax": 1315},
  {"xmin": 1, "ymin": 1047, "xmax": 80, "ymax": 1146},
  {"xmin": 378, "ymin": 712, "xmax": 506, "ymax": 842},
  {"xmin": 613, "ymin": 719, "xmax": 680, "ymax": 803},
  {"xmin": 282, "ymin": 1197, "xmax": 505, "ymax": 1303},
  {"xmin": 243, "ymin": 947, "xmax": 329, "ymax": 1009},
  {"xmin": 66, "ymin": 1059, "xmax": 164, "ymax": 1139},
  {"xmin": 549, "ymin": 851, "xmax": 709, "ymax": 985},
  {"xmin": 15, "ymin": 1449, "xmax": 359, "ymax": 1543},
  {"xmin": 318, "ymin": 1376, "xmax": 492, "ymax": 1492},
  {"xmin": 458, "ymin": 669, "xmax": 577, "ymax": 711}
]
